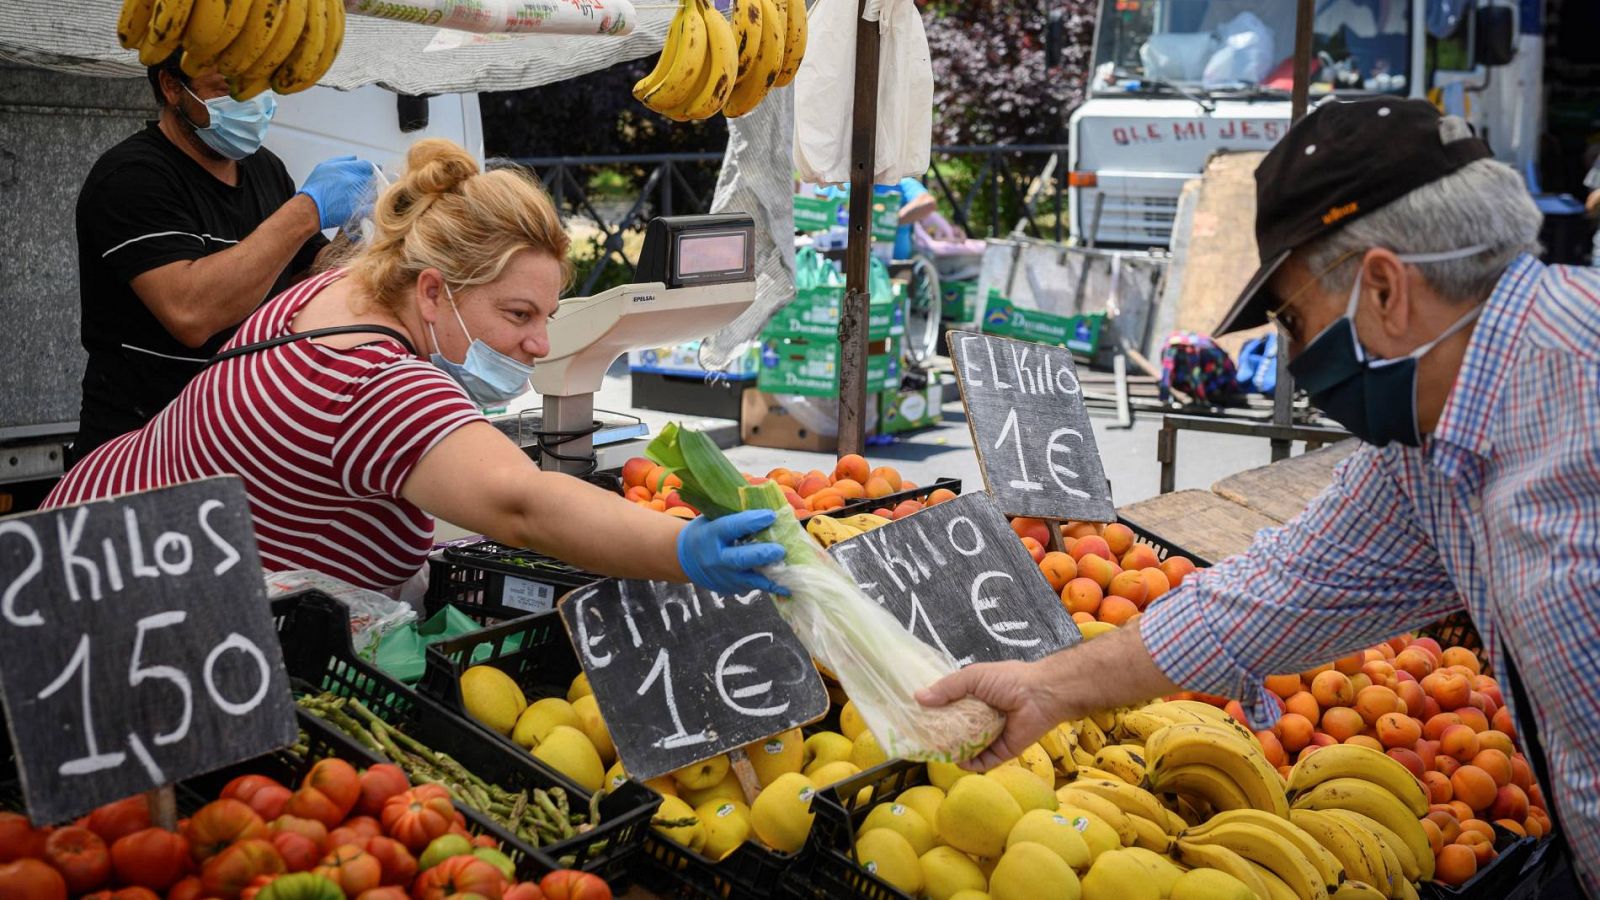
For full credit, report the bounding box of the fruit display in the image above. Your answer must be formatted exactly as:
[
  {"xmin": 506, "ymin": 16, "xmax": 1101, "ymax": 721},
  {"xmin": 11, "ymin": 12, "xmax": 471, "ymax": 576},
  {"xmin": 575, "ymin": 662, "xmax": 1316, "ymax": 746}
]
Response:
[
  {"xmin": 0, "ymin": 745, "xmax": 607, "ymax": 899},
  {"xmin": 1247, "ymin": 634, "xmax": 1552, "ymax": 889},
  {"xmin": 116, "ymin": 0, "xmax": 346, "ymax": 100},
  {"xmin": 452, "ymin": 667, "xmax": 616, "ymax": 802},
  {"xmin": 1013, "ymin": 518, "xmax": 1201, "ymax": 630},
  {"xmin": 632, "ymin": 0, "xmax": 806, "ymax": 122},
  {"xmin": 298, "ymin": 692, "xmax": 606, "ymax": 854},
  {"xmin": 619, "ymin": 452, "xmax": 956, "ymax": 521}
]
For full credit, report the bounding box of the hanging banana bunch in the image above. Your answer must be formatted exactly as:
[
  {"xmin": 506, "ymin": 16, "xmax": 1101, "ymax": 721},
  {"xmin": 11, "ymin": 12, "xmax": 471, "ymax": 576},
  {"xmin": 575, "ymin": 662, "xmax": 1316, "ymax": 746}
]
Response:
[
  {"xmin": 634, "ymin": 0, "xmax": 807, "ymax": 121},
  {"xmin": 117, "ymin": 0, "xmax": 346, "ymax": 99}
]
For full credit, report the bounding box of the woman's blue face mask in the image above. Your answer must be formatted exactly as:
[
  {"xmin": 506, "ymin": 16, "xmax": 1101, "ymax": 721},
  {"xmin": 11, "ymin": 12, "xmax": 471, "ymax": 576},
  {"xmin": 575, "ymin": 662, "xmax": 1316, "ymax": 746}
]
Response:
[{"xmin": 428, "ymin": 285, "xmax": 536, "ymax": 407}]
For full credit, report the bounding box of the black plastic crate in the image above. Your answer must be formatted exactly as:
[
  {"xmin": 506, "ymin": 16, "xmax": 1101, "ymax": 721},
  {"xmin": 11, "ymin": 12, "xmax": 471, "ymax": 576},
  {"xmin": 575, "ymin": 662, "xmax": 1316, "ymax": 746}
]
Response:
[
  {"xmin": 1421, "ymin": 826, "xmax": 1538, "ymax": 899},
  {"xmin": 419, "ymin": 610, "xmax": 808, "ymax": 897},
  {"xmin": 274, "ymin": 590, "xmax": 658, "ymax": 886},
  {"xmin": 1418, "ymin": 610, "xmax": 1484, "ymax": 656},
  {"xmin": 1119, "ymin": 516, "xmax": 1213, "ymax": 568},
  {"xmin": 424, "ymin": 541, "xmax": 605, "ymax": 624},
  {"xmin": 636, "ymin": 831, "xmax": 806, "ymax": 899},
  {"xmin": 793, "ymin": 759, "xmax": 928, "ymax": 900}
]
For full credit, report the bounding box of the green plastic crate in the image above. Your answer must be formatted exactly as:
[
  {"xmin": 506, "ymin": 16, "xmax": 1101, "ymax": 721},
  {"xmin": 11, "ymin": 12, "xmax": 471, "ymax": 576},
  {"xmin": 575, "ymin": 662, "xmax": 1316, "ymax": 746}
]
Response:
[
  {"xmin": 981, "ymin": 290, "xmax": 1106, "ymax": 357},
  {"xmin": 793, "ymin": 195, "xmax": 842, "ymax": 233},
  {"xmin": 761, "ymin": 287, "xmax": 905, "ymax": 341},
  {"xmin": 757, "ymin": 337, "xmax": 900, "ymax": 397}
]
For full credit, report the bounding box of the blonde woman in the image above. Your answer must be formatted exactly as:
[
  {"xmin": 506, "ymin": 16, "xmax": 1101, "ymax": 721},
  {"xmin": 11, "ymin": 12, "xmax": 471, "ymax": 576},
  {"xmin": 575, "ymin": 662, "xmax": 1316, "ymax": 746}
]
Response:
[{"xmin": 47, "ymin": 139, "xmax": 783, "ymax": 596}]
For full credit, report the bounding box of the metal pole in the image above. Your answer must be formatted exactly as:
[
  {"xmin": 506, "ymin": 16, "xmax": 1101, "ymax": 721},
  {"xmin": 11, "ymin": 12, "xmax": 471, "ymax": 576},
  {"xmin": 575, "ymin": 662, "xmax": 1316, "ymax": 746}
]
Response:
[
  {"xmin": 1271, "ymin": 0, "xmax": 1316, "ymax": 462},
  {"xmin": 837, "ymin": 0, "xmax": 881, "ymax": 456}
]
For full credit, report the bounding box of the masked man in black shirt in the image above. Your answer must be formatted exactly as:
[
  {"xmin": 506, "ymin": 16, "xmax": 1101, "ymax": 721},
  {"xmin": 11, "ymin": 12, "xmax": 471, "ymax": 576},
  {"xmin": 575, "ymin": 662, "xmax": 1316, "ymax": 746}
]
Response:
[{"xmin": 72, "ymin": 53, "xmax": 377, "ymax": 461}]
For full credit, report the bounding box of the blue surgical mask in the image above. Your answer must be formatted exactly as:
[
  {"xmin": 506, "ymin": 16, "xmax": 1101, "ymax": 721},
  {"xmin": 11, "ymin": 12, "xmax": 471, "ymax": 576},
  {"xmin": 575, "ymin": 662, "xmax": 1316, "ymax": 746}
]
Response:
[
  {"xmin": 429, "ymin": 285, "xmax": 535, "ymax": 406},
  {"xmin": 1288, "ymin": 244, "xmax": 1489, "ymax": 447},
  {"xmin": 183, "ymin": 85, "xmax": 276, "ymax": 160}
]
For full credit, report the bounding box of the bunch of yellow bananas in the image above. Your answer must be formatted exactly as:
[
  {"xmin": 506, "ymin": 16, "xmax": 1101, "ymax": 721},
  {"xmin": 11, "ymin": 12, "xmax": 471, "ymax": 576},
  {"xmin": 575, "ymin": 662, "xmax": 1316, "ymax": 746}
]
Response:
[
  {"xmin": 805, "ymin": 512, "xmax": 891, "ymax": 548},
  {"xmin": 633, "ymin": 0, "xmax": 807, "ymax": 121},
  {"xmin": 118, "ymin": 0, "xmax": 346, "ymax": 100}
]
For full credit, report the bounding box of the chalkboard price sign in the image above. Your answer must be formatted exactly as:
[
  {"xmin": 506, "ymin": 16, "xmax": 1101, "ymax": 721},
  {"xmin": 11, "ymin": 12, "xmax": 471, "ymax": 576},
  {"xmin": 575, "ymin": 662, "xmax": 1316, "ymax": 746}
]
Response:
[
  {"xmin": 0, "ymin": 477, "xmax": 297, "ymax": 825},
  {"xmin": 949, "ymin": 329, "xmax": 1116, "ymax": 523},
  {"xmin": 830, "ymin": 492, "xmax": 1081, "ymax": 666},
  {"xmin": 560, "ymin": 580, "xmax": 829, "ymax": 782}
]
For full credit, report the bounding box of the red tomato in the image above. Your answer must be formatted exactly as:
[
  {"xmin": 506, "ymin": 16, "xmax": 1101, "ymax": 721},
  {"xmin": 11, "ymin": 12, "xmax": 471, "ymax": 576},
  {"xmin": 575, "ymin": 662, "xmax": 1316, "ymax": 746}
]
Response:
[
  {"xmin": 201, "ymin": 839, "xmax": 286, "ymax": 899},
  {"xmin": 184, "ymin": 800, "xmax": 268, "ymax": 863},
  {"xmin": 80, "ymin": 890, "xmax": 161, "ymax": 900},
  {"xmin": 354, "ymin": 764, "xmax": 410, "ymax": 817},
  {"xmin": 43, "ymin": 825, "xmax": 111, "ymax": 893},
  {"xmin": 86, "ymin": 796, "xmax": 152, "ymax": 845},
  {"xmin": 268, "ymin": 815, "xmax": 328, "ymax": 849},
  {"xmin": 411, "ymin": 855, "xmax": 507, "ymax": 900},
  {"xmin": 326, "ymin": 816, "xmax": 381, "ymax": 850},
  {"xmin": 379, "ymin": 786, "xmax": 455, "ymax": 853},
  {"xmin": 362, "ymin": 836, "xmax": 416, "ymax": 887},
  {"xmin": 271, "ymin": 832, "xmax": 322, "ymax": 873},
  {"xmin": 221, "ymin": 776, "xmax": 292, "ymax": 822},
  {"xmin": 165, "ymin": 876, "xmax": 205, "ymax": 900},
  {"xmin": 0, "ymin": 812, "xmax": 46, "ymax": 862},
  {"xmin": 353, "ymin": 889, "xmax": 409, "ymax": 900},
  {"xmin": 111, "ymin": 828, "xmax": 191, "ymax": 891},
  {"xmin": 538, "ymin": 870, "xmax": 611, "ymax": 900},
  {"xmin": 299, "ymin": 759, "xmax": 360, "ymax": 822},
  {"xmin": 504, "ymin": 884, "xmax": 548, "ymax": 900},
  {"xmin": 0, "ymin": 858, "xmax": 68, "ymax": 900},
  {"xmin": 310, "ymin": 844, "xmax": 381, "ymax": 896}
]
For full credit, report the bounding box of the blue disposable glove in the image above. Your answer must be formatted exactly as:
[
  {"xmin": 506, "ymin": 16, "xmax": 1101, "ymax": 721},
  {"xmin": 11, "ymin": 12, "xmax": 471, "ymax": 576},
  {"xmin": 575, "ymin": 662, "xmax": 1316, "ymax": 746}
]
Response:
[
  {"xmin": 677, "ymin": 509, "xmax": 790, "ymax": 596},
  {"xmin": 298, "ymin": 155, "xmax": 377, "ymax": 230}
]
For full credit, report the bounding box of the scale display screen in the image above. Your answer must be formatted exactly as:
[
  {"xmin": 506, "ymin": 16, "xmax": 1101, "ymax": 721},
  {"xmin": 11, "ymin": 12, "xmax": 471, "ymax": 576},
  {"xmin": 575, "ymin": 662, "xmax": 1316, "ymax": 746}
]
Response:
[
  {"xmin": 676, "ymin": 230, "xmax": 749, "ymax": 278},
  {"xmin": 636, "ymin": 215, "xmax": 757, "ymax": 288}
]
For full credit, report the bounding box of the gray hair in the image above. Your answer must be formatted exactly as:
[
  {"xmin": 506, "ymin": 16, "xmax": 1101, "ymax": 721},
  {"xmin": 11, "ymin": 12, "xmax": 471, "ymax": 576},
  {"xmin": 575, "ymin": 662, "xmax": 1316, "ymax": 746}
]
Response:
[{"xmin": 1302, "ymin": 125, "xmax": 1543, "ymax": 303}]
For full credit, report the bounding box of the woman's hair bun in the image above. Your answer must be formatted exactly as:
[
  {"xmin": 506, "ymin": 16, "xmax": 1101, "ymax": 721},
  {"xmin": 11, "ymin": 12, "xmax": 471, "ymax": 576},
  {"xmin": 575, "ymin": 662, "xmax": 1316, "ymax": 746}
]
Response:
[{"xmin": 402, "ymin": 137, "xmax": 480, "ymax": 197}]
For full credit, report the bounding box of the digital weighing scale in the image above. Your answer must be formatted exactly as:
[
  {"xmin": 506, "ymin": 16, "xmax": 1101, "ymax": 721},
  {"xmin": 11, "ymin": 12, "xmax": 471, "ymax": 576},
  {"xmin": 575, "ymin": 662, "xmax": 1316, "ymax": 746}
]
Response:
[{"xmin": 519, "ymin": 214, "xmax": 758, "ymax": 475}]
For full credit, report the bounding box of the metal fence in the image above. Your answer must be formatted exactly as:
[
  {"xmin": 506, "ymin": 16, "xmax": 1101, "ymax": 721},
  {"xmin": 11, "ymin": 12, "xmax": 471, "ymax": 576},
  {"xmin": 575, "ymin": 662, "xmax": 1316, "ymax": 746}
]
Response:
[{"xmin": 511, "ymin": 143, "xmax": 1068, "ymax": 295}]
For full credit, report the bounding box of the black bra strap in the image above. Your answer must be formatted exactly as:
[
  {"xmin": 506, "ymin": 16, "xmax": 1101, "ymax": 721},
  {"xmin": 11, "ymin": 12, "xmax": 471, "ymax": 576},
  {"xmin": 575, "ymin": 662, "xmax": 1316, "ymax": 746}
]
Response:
[{"xmin": 207, "ymin": 325, "xmax": 417, "ymax": 367}]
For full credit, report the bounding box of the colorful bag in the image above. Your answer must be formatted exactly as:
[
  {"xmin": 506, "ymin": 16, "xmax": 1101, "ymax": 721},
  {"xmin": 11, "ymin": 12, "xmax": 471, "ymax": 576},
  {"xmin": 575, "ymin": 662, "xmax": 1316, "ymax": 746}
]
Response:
[{"xmin": 1159, "ymin": 332, "xmax": 1238, "ymax": 403}]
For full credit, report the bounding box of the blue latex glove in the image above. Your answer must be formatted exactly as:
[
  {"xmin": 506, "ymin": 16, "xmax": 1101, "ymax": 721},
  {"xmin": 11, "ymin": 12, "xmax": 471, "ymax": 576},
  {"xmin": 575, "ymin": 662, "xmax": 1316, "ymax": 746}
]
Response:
[
  {"xmin": 677, "ymin": 509, "xmax": 789, "ymax": 596},
  {"xmin": 298, "ymin": 155, "xmax": 377, "ymax": 230}
]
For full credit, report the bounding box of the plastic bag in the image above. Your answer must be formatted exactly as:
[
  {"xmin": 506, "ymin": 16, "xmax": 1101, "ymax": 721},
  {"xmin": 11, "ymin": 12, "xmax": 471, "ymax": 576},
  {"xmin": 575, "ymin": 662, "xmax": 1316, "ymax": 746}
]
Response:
[
  {"xmin": 765, "ymin": 546, "xmax": 1003, "ymax": 763},
  {"xmin": 369, "ymin": 604, "xmax": 525, "ymax": 684},
  {"xmin": 1203, "ymin": 12, "xmax": 1275, "ymax": 87},
  {"xmin": 264, "ymin": 569, "xmax": 417, "ymax": 657},
  {"xmin": 793, "ymin": 0, "xmax": 932, "ymax": 186}
]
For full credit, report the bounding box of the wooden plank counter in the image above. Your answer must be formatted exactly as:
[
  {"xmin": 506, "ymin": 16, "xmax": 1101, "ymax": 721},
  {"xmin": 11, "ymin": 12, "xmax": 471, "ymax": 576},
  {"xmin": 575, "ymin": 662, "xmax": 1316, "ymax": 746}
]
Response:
[
  {"xmin": 1209, "ymin": 440, "xmax": 1358, "ymax": 524},
  {"xmin": 1117, "ymin": 489, "xmax": 1282, "ymax": 564}
]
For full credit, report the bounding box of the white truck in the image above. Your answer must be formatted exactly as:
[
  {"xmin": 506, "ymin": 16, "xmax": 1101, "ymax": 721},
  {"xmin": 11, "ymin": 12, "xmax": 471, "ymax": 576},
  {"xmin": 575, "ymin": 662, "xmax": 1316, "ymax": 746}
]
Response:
[{"xmin": 1066, "ymin": 0, "xmax": 1545, "ymax": 249}]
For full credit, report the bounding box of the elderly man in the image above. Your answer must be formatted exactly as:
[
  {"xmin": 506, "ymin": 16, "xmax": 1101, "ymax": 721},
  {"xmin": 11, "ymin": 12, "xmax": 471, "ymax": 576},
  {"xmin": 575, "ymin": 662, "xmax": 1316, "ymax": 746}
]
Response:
[{"xmin": 920, "ymin": 98, "xmax": 1599, "ymax": 895}]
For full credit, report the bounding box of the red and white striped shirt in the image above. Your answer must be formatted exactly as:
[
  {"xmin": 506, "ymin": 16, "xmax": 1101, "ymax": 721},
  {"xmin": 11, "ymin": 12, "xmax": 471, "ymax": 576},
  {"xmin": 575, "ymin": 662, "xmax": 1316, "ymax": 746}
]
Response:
[{"xmin": 47, "ymin": 269, "xmax": 485, "ymax": 590}]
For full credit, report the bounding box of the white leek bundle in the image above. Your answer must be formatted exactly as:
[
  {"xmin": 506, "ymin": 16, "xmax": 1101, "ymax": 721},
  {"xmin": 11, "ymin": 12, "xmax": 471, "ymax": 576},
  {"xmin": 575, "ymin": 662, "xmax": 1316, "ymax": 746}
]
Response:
[{"xmin": 647, "ymin": 425, "xmax": 1004, "ymax": 763}]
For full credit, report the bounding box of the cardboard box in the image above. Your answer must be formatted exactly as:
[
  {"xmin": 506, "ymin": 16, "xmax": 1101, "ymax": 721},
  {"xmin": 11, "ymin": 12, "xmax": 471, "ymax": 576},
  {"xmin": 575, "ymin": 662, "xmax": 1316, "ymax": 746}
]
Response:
[
  {"xmin": 739, "ymin": 390, "xmax": 838, "ymax": 452},
  {"xmin": 628, "ymin": 340, "xmax": 760, "ymax": 379},
  {"xmin": 879, "ymin": 382, "xmax": 942, "ymax": 433},
  {"xmin": 756, "ymin": 337, "xmax": 900, "ymax": 397},
  {"xmin": 761, "ymin": 287, "xmax": 905, "ymax": 341},
  {"xmin": 981, "ymin": 291, "xmax": 1106, "ymax": 357}
]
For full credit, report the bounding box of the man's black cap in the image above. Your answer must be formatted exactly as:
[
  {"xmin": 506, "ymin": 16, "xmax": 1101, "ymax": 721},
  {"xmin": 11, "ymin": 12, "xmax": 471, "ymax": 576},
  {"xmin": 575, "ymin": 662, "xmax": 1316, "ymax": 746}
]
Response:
[{"xmin": 1215, "ymin": 98, "xmax": 1493, "ymax": 335}]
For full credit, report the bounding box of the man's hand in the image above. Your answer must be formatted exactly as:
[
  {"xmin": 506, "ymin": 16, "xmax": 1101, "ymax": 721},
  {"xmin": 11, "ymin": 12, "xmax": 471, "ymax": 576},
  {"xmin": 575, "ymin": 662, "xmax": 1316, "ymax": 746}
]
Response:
[
  {"xmin": 1586, "ymin": 188, "xmax": 1600, "ymax": 218},
  {"xmin": 299, "ymin": 155, "xmax": 378, "ymax": 231},
  {"xmin": 917, "ymin": 660, "xmax": 1063, "ymax": 772}
]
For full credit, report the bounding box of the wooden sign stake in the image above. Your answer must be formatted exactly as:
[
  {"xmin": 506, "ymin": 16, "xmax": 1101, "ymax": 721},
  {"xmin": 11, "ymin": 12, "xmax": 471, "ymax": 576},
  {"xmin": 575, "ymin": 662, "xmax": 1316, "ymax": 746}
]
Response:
[
  {"xmin": 147, "ymin": 786, "xmax": 177, "ymax": 831},
  {"xmin": 727, "ymin": 749, "xmax": 763, "ymax": 805}
]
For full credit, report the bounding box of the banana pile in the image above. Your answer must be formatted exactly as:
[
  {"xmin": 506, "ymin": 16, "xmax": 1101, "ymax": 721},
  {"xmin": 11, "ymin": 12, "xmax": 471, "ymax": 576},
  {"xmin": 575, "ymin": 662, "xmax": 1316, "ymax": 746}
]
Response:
[
  {"xmin": 118, "ymin": 0, "xmax": 346, "ymax": 100},
  {"xmin": 633, "ymin": 0, "xmax": 806, "ymax": 121},
  {"xmin": 804, "ymin": 512, "xmax": 893, "ymax": 547},
  {"xmin": 1062, "ymin": 700, "xmax": 1436, "ymax": 900}
]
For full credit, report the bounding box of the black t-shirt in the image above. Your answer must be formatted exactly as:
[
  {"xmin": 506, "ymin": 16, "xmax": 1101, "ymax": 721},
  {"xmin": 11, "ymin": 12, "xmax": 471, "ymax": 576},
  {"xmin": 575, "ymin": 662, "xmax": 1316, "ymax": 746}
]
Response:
[{"xmin": 73, "ymin": 122, "xmax": 326, "ymax": 456}]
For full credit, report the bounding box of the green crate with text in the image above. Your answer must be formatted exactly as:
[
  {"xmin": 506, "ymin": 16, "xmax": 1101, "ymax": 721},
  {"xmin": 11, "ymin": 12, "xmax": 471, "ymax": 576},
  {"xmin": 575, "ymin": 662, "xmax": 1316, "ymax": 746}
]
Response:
[
  {"xmin": 793, "ymin": 195, "xmax": 842, "ymax": 232},
  {"xmin": 761, "ymin": 287, "xmax": 905, "ymax": 341},
  {"xmin": 757, "ymin": 337, "xmax": 900, "ymax": 397},
  {"xmin": 941, "ymin": 280, "xmax": 979, "ymax": 320},
  {"xmin": 879, "ymin": 383, "xmax": 941, "ymax": 433},
  {"xmin": 871, "ymin": 197, "xmax": 901, "ymax": 243},
  {"xmin": 980, "ymin": 291, "xmax": 1105, "ymax": 357}
]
